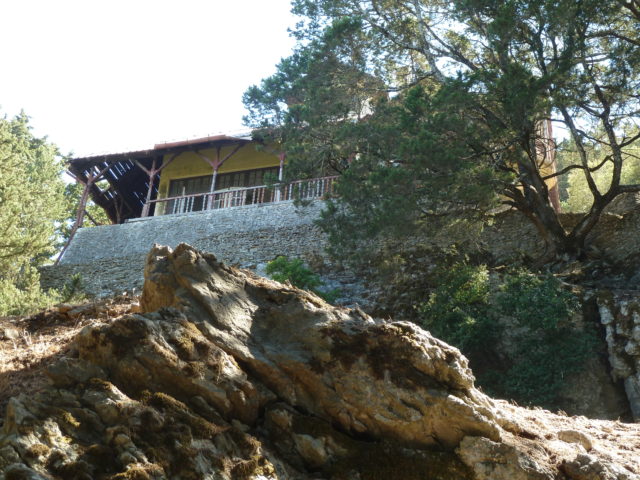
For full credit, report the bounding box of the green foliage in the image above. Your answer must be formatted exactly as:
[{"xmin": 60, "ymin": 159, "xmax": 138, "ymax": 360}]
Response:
[
  {"xmin": 246, "ymin": 0, "xmax": 640, "ymax": 258},
  {"xmin": 0, "ymin": 271, "xmax": 86, "ymax": 318},
  {"xmin": 59, "ymin": 273, "xmax": 87, "ymax": 304},
  {"xmin": 558, "ymin": 133, "xmax": 640, "ymax": 212},
  {"xmin": 420, "ymin": 264, "xmax": 498, "ymax": 353},
  {"xmin": 0, "ymin": 112, "xmax": 67, "ymax": 316},
  {"xmin": 314, "ymin": 84, "xmax": 508, "ymax": 262},
  {"xmin": 0, "ymin": 266, "xmax": 58, "ymax": 316},
  {"xmin": 495, "ymin": 271, "xmax": 579, "ymax": 330},
  {"xmin": 266, "ymin": 256, "xmax": 340, "ymax": 303},
  {"xmin": 420, "ymin": 264, "xmax": 595, "ymax": 408},
  {"xmin": 266, "ymin": 256, "xmax": 322, "ymax": 290}
]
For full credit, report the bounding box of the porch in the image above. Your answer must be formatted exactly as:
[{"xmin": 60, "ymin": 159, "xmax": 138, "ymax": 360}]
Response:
[{"xmin": 144, "ymin": 175, "xmax": 338, "ymax": 217}]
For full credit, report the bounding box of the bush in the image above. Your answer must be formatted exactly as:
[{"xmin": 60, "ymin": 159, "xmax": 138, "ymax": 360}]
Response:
[
  {"xmin": 420, "ymin": 263, "xmax": 499, "ymax": 355},
  {"xmin": 419, "ymin": 264, "xmax": 595, "ymax": 409},
  {"xmin": 265, "ymin": 256, "xmax": 340, "ymax": 303},
  {"xmin": 0, "ymin": 266, "xmax": 58, "ymax": 316},
  {"xmin": 0, "ymin": 271, "xmax": 87, "ymax": 317},
  {"xmin": 59, "ymin": 274, "xmax": 87, "ymax": 304}
]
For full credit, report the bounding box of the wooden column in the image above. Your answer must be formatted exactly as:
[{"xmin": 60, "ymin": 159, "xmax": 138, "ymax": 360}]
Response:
[
  {"xmin": 209, "ymin": 147, "xmax": 222, "ymax": 193},
  {"xmin": 278, "ymin": 152, "xmax": 285, "ymax": 181},
  {"xmin": 276, "ymin": 152, "xmax": 286, "ymax": 202},
  {"xmin": 55, "ymin": 163, "xmax": 112, "ymax": 265},
  {"xmin": 194, "ymin": 143, "xmax": 246, "ymax": 207},
  {"xmin": 135, "ymin": 153, "xmax": 181, "ymax": 217},
  {"xmin": 139, "ymin": 158, "xmax": 157, "ymax": 217}
]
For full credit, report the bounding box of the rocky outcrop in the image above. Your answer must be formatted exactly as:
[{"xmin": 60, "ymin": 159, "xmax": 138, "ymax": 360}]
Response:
[
  {"xmin": 596, "ymin": 291, "xmax": 640, "ymax": 420},
  {"xmin": 2, "ymin": 244, "xmax": 639, "ymax": 479}
]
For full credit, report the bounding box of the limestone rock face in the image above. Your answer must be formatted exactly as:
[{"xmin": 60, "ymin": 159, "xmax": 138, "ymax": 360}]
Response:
[
  {"xmin": 457, "ymin": 436, "xmax": 555, "ymax": 480},
  {"xmin": 597, "ymin": 291, "xmax": 640, "ymax": 420},
  {"xmin": 141, "ymin": 244, "xmax": 501, "ymax": 449},
  {"xmin": 1, "ymin": 243, "xmax": 639, "ymax": 479}
]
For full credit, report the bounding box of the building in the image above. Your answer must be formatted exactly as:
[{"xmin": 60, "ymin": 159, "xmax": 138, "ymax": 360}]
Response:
[
  {"xmin": 66, "ymin": 134, "xmax": 335, "ymax": 223},
  {"xmin": 60, "ymin": 134, "xmax": 336, "ymax": 262},
  {"xmin": 44, "ymin": 133, "xmax": 347, "ymax": 298}
]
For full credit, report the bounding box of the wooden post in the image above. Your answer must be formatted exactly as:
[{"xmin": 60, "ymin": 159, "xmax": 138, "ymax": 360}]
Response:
[
  {"xmin": 55, "ymin": 181, "xmax": 90, "ymax": 265},
  {"xmin": 56, "ymin": 163, "xmax": 114, "ymax": 265},
  {"xmin": 115, "ymin": 196, "xmax": 124, "ymax": 224},
  {"xmin": 135, "ymin": 153, "xmax": 180, "ymax": 217},
  {"xmin": 194, "ymin": 142, "xmax": 246, "ymax": 209},
  {"xmin": 278, "ymin": 152, "xmax": 285, "ymax": 181},
  {"xmin": 276, "ymin": 152, "xmax": 286, "ymax": 201},
  {"xmin": 209, "ymin": 147, "xmax": 221, "ymax": 193},
  {"xmin": 139, "ymin": 158, "xmax": 157, "ymax": 217}
]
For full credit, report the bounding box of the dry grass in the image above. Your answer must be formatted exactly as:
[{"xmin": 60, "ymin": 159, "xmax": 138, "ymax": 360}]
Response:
[{"xmin": 0, "ymin": 295, "xmax": 140, "ymax": 427}]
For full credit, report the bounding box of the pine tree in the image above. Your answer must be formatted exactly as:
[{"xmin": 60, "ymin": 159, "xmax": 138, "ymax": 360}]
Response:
[
  {"xmin": 245, "ymin": 0, "xmax": 640, "ymax": 261},
  {"xmin": 0, "ymin": 112, "xmax": 66, "ymax": 314}
]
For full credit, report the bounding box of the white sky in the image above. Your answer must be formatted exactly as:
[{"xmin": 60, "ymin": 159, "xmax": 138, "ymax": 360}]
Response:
[{"xmin": 0, "ymin": 0, "xmax": 297, "ymax": 157}]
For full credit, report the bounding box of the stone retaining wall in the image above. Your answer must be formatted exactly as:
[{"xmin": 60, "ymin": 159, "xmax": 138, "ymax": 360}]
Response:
[
  {"xmin": 58, "ymin": 201, "xmax": 325, "ymax": 265},
  {"xmin": 41, "ymin": 201, "xmax": 370, "ymax": 304},
  {"xmin": 41, "ymin": 200, "xmax": 640, "ymax": 304}
]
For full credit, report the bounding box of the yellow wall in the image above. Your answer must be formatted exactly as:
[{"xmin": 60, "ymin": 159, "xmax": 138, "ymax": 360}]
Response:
[{"xmin": 156, "ymin": 142, "xmax": 280, "ymax": 199}]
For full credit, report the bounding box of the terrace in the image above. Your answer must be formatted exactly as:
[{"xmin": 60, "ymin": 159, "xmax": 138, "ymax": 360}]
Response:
[
  {"xmin": 61, "ymin": 134, "xmax": 337, "ymax": 262},
  {"xmin": 148, "ymin": 175, "xmax": 337, "ymax": 217}
]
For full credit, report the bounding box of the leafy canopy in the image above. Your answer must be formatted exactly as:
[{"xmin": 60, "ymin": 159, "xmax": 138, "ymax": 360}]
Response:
[
  {"xmin": 0, "ymin": 112, "xmax": 66, "ymax": 315},
  {"xmin": 558, "ymin": 129, "xmax": 640, "ymax": 212},
  {"xmin": 266, "ymin": 256, "xmax": 340, "ymax": 303},
  {"xmin": 245, "ymin": 0, "xmax": 640, "ymax": 260},
  {"xmin": 420, "ymin": 264, "xmax": 593, "ymax": 408}
]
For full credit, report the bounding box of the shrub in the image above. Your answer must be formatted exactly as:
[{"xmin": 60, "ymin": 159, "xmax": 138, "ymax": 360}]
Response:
[
  {"xmin": 0, "ymin": 271, "xmax": 87, "ymax": 317},
  {"xmin": 419, "ymin": 264, "xmax": 595, "ymax": 409},
  {"xmin": 420, "ymin": 263, "xmax": 499, "ymax": 355},
  {"xmin": 0, "ymin": 266, "xmax": 58, "ymax": 316},
  {"xmin": 59, "ymin": 274, "xmax": 87, "ymax": 304},
  {"xmin": 265, "ymin": 256, "xmax": 340, "ymax": 303}
]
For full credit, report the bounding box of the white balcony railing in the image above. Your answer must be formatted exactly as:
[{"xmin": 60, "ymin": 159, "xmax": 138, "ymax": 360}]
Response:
[{"xmin": 145, "ymin": 175, "xmax": 338, "ymax": 217}]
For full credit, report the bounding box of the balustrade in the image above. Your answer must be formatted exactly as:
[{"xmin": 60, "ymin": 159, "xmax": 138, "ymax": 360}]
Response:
[{"xmin": 145, "ymin": 175, "xmax": 337, "ymax": 216}]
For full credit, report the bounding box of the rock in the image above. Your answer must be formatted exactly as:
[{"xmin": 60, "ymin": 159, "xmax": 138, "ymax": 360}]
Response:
[
  {"xmin": 631, "ymin": 325, "xmax": 640, "ymax": 342},
  {"xmin": 262, "ymin": 403, "xmax": 474, "ymax": 479},
  {"xmin": 457, "ymin": 436, "xmax": 555, "ymax": 480},
  {"xmin": 0, "ymin": 446, "xmax": 21, "ymax": 471},
  {"xmin": 3, "ymin": 464, "xmax": 50, "ymax": 479},
  {"xmin": 293, "ymin": 433, "xmax": 329, "ymax": 468},
  {"xmin": 624, "ymin": 376, "xmax": 640, "ymax": 420},
  {"xmin": 558, "ymin": 430, "xmax": 593, "ymax": 451},
  {"xmin": 55, "ymin": 303, "xmax": 74, "ymax": 314},
  {"xmin": 66, "ymin": 304, "xmax": 95, "ymax": 319},
  {"xmin": 139, "ymin": 243, "xmax": 501, "ymax": 449},
  {"xmin": 1, "ymin": 243, "xmax": 639, "ymax": 479},
  {"xmin": 626, "ymin": 340, "xmax": 640, "ymax": 356},
  {"xmin": 604, "ymin": 192, "xmax": 640, "ymax": 215},
  {"xmin": 596, "ymin": 292, "xmax": 640, "ymax": 420},
  {"xmin": 46, "ymin": 358, "xmax": 106, "ymax": 387},
  {"xmin": 0, "ymin": 326, "xmax": 20, "ymax": 341},
  {"xmin": 561, "ymin": 453, "xmax": 638, "ymax": 480}
]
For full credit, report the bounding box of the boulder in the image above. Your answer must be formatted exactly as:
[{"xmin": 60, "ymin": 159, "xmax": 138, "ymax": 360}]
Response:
[
  {"xmin": 0, "ymin": 243, "xmax": 638, "ymax": 479},
  {"xmin": 140, "ymin": 244, "xmax": 501, "ymax": 449}
]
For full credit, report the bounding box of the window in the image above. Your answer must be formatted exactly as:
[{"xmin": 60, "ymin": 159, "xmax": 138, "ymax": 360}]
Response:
[
  {"xmin": 215, "ymin": 167, "xmax": 279, "ymax": 190},
  {"xmin": 162, "ymin": 167, "xmax": 280, "ymax": 214},
  {"xmin": 166, "ymin": 175, "xmax": 212, "ymax": 214}
]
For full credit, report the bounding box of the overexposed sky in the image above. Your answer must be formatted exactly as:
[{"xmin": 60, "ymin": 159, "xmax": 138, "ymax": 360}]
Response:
[{"xmin": 0, "ymin": 0, "xmax": 297, "ymax": 156}]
